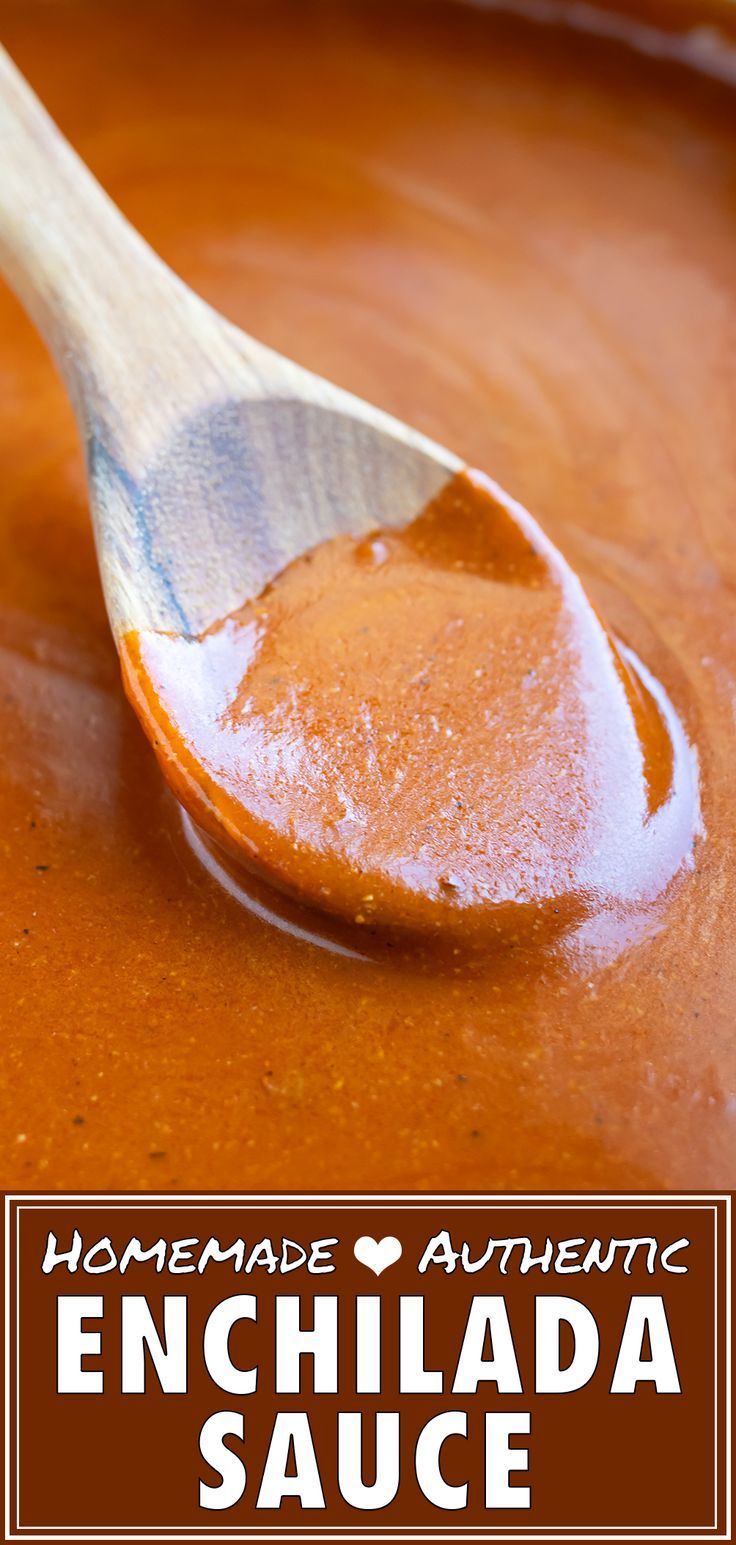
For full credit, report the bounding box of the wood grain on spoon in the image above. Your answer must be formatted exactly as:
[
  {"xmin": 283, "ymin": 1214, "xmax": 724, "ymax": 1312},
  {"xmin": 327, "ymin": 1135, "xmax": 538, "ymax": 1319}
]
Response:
[
  {"xmin": 0, "ymin": 44, "xmax": 458, "ymax": 638},
  {"xmin": 0, "ymin": 43, "xmax": 699, "ymax": 945}
]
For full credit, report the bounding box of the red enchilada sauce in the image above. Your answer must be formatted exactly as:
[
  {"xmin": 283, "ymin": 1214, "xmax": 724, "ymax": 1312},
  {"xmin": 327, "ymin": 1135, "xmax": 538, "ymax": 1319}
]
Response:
[
  {"xmin": 122, "ymin": 470, "xmax": 696, "ymax": 947},
  {"xmin": 1, "ymin": 0, "xmax": 735, "ymax": 1189}
]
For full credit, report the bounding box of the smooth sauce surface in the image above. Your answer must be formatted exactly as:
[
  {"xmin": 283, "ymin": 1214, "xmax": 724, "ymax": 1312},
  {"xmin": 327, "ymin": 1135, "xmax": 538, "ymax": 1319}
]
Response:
[
  {"xmin": 123, "ymin": 470, "xmax": 697, "ymax": 947},
  {"xmin": 1, "ymin": 0, "xmax": 735, "ymax": 1189}
]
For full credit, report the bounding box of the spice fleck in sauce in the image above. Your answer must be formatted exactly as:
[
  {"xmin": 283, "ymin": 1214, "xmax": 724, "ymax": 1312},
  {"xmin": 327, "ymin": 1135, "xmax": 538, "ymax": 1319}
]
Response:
[{"xmin": 1, "ymin": 0, "xmax": 735, "ymax": 1189}]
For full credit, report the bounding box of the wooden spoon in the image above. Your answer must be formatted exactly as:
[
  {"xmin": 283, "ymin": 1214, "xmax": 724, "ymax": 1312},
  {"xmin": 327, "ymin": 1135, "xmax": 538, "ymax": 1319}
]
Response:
[
  {"xmin": 0, "ymin": 46, "xmax": 698, "ymax": 951},
  {"xmin": 0, "ymin": 44, "xmax": 461, "ymax": 642}
]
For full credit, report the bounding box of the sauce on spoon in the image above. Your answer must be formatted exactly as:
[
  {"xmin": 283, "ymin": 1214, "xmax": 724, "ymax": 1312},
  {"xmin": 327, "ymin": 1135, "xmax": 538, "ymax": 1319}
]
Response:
[{"xmin": 122, "ymin": 469, "xmax": 698, "ymax": 946}]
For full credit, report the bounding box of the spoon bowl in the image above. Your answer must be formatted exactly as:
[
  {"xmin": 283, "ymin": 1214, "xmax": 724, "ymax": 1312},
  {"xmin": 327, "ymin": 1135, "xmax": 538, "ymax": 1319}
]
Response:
[{"xmin": 91, "ymin": 387, "xmax": 461, "ymax": 638}]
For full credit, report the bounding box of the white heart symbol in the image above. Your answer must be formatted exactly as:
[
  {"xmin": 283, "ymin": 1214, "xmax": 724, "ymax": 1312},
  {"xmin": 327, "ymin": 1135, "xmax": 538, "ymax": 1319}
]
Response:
[{"xmin": 354, "ymin": 1235, "xmax": 402, "ymax": 1276}]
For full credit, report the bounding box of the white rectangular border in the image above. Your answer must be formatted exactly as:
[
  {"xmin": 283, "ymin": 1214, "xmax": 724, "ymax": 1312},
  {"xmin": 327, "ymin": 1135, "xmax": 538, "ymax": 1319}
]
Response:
[{"xmin": 3, "ymin": 1192, "xmax": 731, "ymax": 1544}]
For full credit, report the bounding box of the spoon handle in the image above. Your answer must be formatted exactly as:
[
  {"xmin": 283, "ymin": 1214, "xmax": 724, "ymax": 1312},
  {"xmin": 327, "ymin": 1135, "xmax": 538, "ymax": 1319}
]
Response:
[
  {"xmin": 0, "ymin": 49, "xmax": 168, "ymax": 401},
  {"xmin": 0, "ymin": 44, "xmax": 258, "ymax": 456}
]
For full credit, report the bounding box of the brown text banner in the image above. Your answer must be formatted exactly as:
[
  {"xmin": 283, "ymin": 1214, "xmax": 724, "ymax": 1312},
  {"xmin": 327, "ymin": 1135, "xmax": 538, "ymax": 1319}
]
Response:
[{"xmin": 2, "ymin": 1193, "xmax": 731, "ymax": 1539}]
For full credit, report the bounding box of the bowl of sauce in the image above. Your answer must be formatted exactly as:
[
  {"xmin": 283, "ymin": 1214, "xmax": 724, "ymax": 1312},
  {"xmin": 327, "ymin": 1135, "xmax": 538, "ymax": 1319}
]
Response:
[{"xmin": 1, "ymin": 0, "xmax": 734, "ymax": 1189}]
